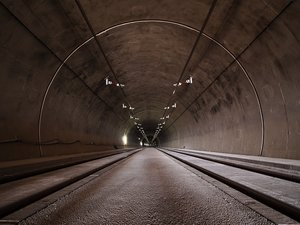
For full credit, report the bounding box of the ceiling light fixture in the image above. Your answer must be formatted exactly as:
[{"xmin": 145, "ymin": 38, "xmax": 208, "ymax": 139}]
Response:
[
  {"xmin": 116, "ymin": 83, "xmax": 125, "ymax": 87},
  {"xmin": 186, "ymin": 76, "xmax": 193, "ymax": 84},
  {"xmin": 105, "ymin": 77, "xmax": 113, "ymax": 85},
  {"xmin": 173, "ymin": 82, "xmax": 182, "ymax": 87}
]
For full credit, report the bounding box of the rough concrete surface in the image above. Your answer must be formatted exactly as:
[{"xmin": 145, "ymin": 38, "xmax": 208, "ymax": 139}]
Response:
[
  {"xmin": 0, "ymin": 0, "xmax": 299, "ymax": 160},
  {"xmin": 20, "ymin": 149, "xmax": 273, "ymax": 225}
]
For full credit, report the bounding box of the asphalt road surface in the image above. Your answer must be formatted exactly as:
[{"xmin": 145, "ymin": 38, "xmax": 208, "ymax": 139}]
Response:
[{"xmin": 20, "ymin": 148, "xmax": 273, "ymax": 225}]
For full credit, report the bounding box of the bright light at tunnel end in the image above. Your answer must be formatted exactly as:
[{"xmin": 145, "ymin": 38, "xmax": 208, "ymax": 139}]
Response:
[{"xmin": 122, "ymin": 134, "xmax": 127, "ymax": 145}]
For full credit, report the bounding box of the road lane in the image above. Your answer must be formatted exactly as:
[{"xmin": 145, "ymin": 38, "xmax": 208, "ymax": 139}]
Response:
[{"xmin": 21, "ymin": 148, "xmax": 273, "ymax": 225}]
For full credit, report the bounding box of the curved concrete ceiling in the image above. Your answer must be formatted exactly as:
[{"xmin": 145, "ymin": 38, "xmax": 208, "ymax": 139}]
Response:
[{"xmin": 0, "ymin": 0, "xmax": 299, "ymax": 160}]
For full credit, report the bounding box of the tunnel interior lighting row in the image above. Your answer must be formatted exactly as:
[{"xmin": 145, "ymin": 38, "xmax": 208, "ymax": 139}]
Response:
[
  {"xmin": 123, "ymin": 100, "xmax": 148, "ymax": 144},
  {"xmin": 105, "ymin": 73, "xmax": 193, "ymax": 145},
  {"xmin": 131, "ymin": 116, "xmax": 148, "ymax": 142},
  {"xmin": 105, "ymin": 76, "xmax": 146, "ymax": 144},
  {"xmin": 105, "ymin": 76, "xmax": 125, "ymax": 87},
  {"xmin": 152, "ymin": 76, "xmax": 193, "ymax": 144},
  {"xmin": 122, "ymin": 103, "xmax": 134, "ymax": 110},
  {"xmin": 130, "ymin": 115, "xmax": 140, "ymax": 120},
  {"xmin": 172, "ymin": 76, "xmax": 193, "ymax": 86}
]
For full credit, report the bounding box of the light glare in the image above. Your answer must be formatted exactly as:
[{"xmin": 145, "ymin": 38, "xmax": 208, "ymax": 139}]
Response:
[{"xmin": 122, "ymin": 135, "xmax": 127, "ymax": 145}]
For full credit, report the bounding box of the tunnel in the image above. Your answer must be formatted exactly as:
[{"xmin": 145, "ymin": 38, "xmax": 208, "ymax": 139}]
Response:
[
  {"xmin": 0, "ymin": 1, "xmax": 300, "ymax": 224},
  {"xmin": 1, "ymin": 0, "xmax": 299, "ymax": 161}
]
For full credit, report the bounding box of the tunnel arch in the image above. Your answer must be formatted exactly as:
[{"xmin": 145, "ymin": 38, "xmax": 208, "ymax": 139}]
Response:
[
  {"xmin": 0, "ymin": 0, "xmax": 299, "ymax": 161},
  {"xmin": 38, "ymin": 19, "xmax": 264, "ymax": 153}
]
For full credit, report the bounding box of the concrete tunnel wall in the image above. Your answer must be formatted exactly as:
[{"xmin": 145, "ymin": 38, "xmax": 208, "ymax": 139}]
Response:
[{"xmin": 0, "ymin": 0, "xmax": 299, "ymax": 161}]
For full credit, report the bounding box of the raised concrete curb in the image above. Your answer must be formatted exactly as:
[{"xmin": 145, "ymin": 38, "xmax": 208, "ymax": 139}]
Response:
[
  {"xmin": 160, "ymin": 148, "xmax": 300, "ymax": 222},
  {"xmin": 161, "ymin": 148, "xmax": 300, "ymax": 183},
  {"xmin": 0, "ymin": 148, "xmax": 137, "ymax": 184},
  {"xmin": 164, "ymin": 147, "xmax": 300, "ymax": 171},
  {"xmin": 0, "ymin": 149, "xmax": 141, "ymax": 218}
]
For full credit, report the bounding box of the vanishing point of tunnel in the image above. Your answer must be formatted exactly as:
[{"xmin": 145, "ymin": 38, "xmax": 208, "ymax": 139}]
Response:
[{"xmin": 0, "ymin": 0, "xmax": 300, "ymax": 224}]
